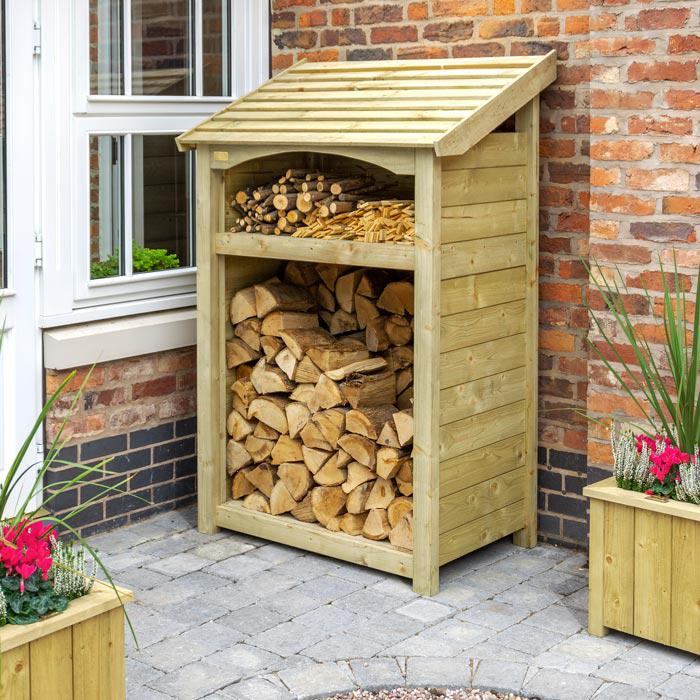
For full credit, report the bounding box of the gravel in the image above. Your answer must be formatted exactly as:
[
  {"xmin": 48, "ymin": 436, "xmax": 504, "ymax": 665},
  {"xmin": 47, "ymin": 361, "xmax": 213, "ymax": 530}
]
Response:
[{"xmin": 327, "ymin": 689, "xmax": 535, "ymax": 700}]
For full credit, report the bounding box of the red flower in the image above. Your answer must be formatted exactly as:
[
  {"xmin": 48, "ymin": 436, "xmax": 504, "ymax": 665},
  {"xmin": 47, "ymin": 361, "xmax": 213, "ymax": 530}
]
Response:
[{"xmin": 0, "ymin": 519, "xmax": 54, "ymax": 589}]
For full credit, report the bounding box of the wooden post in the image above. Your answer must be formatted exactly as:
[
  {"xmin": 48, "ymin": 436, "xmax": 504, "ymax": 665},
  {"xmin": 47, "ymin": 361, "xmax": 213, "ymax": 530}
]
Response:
[
  {"xmin": 588, "ymin": 498, "xmax": 608, "ymax": 637},
  {"xmin": 196, "ymin": 146, "xmax": 225, "ymax": 533},
  {"xmin": 412, "ymin": 148, "xmax": 441, "ymax": 595},
  {"xmin": 513, "ymin": 97, "xmax": 539, "ymax": 549}
]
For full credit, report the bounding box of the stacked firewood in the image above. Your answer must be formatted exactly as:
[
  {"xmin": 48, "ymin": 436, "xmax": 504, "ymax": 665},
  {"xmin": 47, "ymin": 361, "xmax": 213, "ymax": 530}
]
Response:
[
  {"xmin": 226, "ymin": 261, "xmax": 414, "ymax": 550},
  {"xmin": 230, "ymin": 169, "xmax": 415, "ymax": 244}
]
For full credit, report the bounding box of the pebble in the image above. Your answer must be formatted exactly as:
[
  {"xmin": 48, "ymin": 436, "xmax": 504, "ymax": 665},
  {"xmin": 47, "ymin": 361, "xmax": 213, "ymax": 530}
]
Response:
[{"xmin": 327, "ymin": 689, "xmax": 534, "ymax": 700}]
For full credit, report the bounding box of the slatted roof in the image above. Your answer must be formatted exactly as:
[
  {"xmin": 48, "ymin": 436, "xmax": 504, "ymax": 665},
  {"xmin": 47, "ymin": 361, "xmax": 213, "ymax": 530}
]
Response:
[{"xmin": 177, "ymin": 53, "xmax": 557, "ymax": 157}]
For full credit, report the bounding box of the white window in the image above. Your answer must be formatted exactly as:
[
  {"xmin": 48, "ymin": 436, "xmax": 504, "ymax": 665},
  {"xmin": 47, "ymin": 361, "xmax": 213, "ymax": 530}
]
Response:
[{"xmin": 40, "ymin": 0, "xmax": 269, "ymax": 326}]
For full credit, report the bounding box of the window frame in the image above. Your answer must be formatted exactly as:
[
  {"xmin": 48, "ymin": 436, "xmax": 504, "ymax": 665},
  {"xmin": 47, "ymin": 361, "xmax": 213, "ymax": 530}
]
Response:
[{"xmin": 40, "ymin": 0, "xmax": 270, "ymax": 328}]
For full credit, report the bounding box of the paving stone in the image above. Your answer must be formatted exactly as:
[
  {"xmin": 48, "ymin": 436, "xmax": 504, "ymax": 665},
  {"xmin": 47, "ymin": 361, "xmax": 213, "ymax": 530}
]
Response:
[
  {"xmin": 473, "ymin": 658, "xmax": 528, "ymax": 693},
  {"xmin": 126, "ymin": 657, "xmax": 165, "ymax": 688},
  {"xmin": 194, "ymin": 538, "xmax": 256, "ymax": 561},
  {"xmin": 534, "ymin": 633, "xmax": 626, "ymax": 675},
  {"xmin": 333, "ymin": 588, "xmax": 399, "ymax": 616},
  {"xmin": 457, "ymin": 600, "xmax": 529, "ymax": 631},
  {"xmin": 395, "ymin": 598, "xmax": 453, "ymax": 623},
  {"xmin": 293, "ymin": 603, "xmax": 363, "ymax": 630},
  {"xmin": 248, "ymin": 543, "xmax": 305, "ymax": 565},
  {"xmin": 527, "ymin": 569, "xmax": 587, "ymax": 596},
  {"xmin": 562, "ymin": 586, "xmax": 588, "ymax": 611},
  {"xmin": 218, "ymin": 604, "xmax": 286, "ymax": 635},
  {"xmin": 420, "ymin": 618, "xmax": 491, "ymax": 651},
  {"xmin": 491, "ymin": 551, "xmax": 556, "ymax": 578},
  {"xmin": 523, "ymin": 603, "xmax": 585, "ymax": 636},
  {"xmin": 495, "ymin": 582, "xmax": 562, "ymax": 612},
  {"xmin": 385, "ymin": 631, "xmax": 466, "ymax": 658},
  {"xmin": 620, "ymin": 640, "xmax": 697, "ymax": 675},
  {"xmin": 523, "ymin": 668, "xmax": 602, "ymax": 700},
  {"xmin": 248, "ymin": 620, "xmax": 329, "ymax": 656},
  {"xmin": 271, "ymin": 554, "xmax": 341, "ymax": 582},
  {"xmin": 594, "ymin": 658, "xmax": 669, "ymax": 689},
  {"xmin": 593, "ymin": 681, "xmax": 660, "ymax": 699},
  {"xmin": 683, "ymin": 659, "xmax": 700, "ymax": 678},
  {"xmin": 303, "ymin": 632, "xmax": 384, "ymax": 662},
  {"xmin": 106, "ymin": 549, "xmax": 154, "ymax": 572},
  {"xmin": 206, "ymin": 553, "xmax": 274, "ymax": 581},
  {"xmin": 127, "ymin": 685, "xmax": 173, "ymax": 699},
  {"xmin": 332, "ymin": 562, "xmax": 385, "ymax": 586},
  {"xmin": 292, "ymin": 574, "xmax": 365, "ymax": 604},
  {"xmin": 278, "ymin": 661, "xmax": 355, "ymax": 697},
  {"xmin": 219, "ymin": 676, "xmax": 294, "ymax": 700},
  {"xmin": 352, "ymin": 611, "xmax": 424, "ymax": 646},
  {"xmin": 349, "ymin": 658, "xmax": 405, "ymax": 689},
  {"xmin": 492, "ymin": 623, "xmax": 565, "ymax": 656},
  {"xmin": 467, "ymin": 642, "xmax": 534, "ymax": 665},
  {"xmin": 405, "ymin": 656, "xmax": 471, "ymax": 687},
  {"xmin": 206, "ymin": 643, "xmax": 282, "ymax": 676},
  {"xmin": 459, "ymin": 568, "xmax": 522, "ymax": 595},
  {"xmin": 134, "ymin": 533, "xmax": 199, "ymax": 558},
  {"xmin": 159, "ymin": 596, "xmax": 230, "ymax": 628},
  {"xmin": 368, "ymin": 576, "xmax": 419, "ymax": 601},
  {"xmin": 553, "ymin": 552, "xmax": 588, "ymax": 575},
  {"xmin": 116, "ymin": 566, "xmax": 172, "ymax": 593},
  {"xmin": 137, "ymin": 571, "xmax": 230, "ymax": 608},
  {"xmin": 146, "ymin": 551, "xmax": 211, "ymax": 577},
  {"xmin": 259, "ymin": 587, "xmax": 322, "ymax": 618},
  {"xmin": 149, "ymin": 660, "xmax": 241, "ymax": 699},
  {"xmin": 656, "ymin": 673, "xmax": 700, "ymax": 700},
  {"xmin": 431, "ymin": 582, "xmax": 488, "ymax": 609},
  {"xmin": 461, "ymin": 540, "xmax": 519, "ymax": 569},
  {"xmin": 125, "ymin": 608, "xmax": 190, "ymax": 651}
]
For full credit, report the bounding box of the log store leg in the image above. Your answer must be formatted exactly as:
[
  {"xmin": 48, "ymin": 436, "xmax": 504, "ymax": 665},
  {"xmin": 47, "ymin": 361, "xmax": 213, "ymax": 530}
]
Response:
[
  {"xmin": 412, "ymin": 149, "xmax": 441, "ymax": 595},
  {"xmin": 513, "ymin": 98, "xmax": 540, "ymax": 549},
  {"xmin": 197, "ymin": 146, "xmax": 225, "ymax": 533}
]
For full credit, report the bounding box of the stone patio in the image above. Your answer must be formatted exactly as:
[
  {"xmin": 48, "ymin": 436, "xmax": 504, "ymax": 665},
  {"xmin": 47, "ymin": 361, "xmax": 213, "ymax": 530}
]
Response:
[{"xmin": 88, "ymin": 506, "xmax": 700, "ymax": 700}]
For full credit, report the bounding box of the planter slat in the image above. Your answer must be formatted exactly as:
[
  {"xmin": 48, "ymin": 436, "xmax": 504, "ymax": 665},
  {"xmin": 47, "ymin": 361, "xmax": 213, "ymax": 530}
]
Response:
[
  {"xmin": 1, "ymin": 644, "xmax": 30, "ymax": 698},
  {"xmin": 586, "ymin": 477, "xmax": 700, "ymax": 655},
  {"xmin": 603, "ymin": 502, "xmax": 634, "ymax": 634},
  {"xmin": 671, "ymin": 518, "xmax": 700, "ymax": 653},
  {"xmin": 30, "ymin": 626, "xmax": 73, "ymax": 698}
]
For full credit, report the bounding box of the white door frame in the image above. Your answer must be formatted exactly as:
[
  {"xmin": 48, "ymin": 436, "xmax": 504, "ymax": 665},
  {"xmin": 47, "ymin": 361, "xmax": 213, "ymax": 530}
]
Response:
[{"xmin": 0, "ymin": 0, "xmax": 42, "ymax": 516}]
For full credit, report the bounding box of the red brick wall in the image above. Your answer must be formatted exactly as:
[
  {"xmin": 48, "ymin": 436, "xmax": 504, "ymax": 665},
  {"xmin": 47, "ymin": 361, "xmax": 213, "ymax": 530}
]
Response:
[
  {"xmin": 270, "ymin": 0, "xmax": 699, "ymax": 546},
  {"xmin": 44, "ymin": 347, "xmax": 196, "ymax": 535}
]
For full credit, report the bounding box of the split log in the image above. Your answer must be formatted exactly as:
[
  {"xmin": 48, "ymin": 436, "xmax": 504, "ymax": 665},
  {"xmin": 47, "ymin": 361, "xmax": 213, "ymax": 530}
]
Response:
[
  {"xmin": 251, "ymin": 359, "xmax": 294, "ymax": 394},
  {"xmin": 396, "ymin": 367, "xmax": 413, "ymax": 396},
  {"xmin": 346, "ymin": 405, "xmax": 396, "ymax": 440},
  {"xmin": 365, "ymin": 317, "xmax": 390, "ymax": 352},
  {"xmin": 365, "ymin": 477, "xmax": 396, "ymax": 510},
  {"xmin": 341, "ymin": 370, "xmax": 397, "ymax": 409},
  {"xmin": 313, "ymin": 374, "xmax": 345, "ymax": 411},
  {"xmin": 245, "ymin": 463, "xmax": 277, "ymax": 498},
  {"xmin": 389, "ymin": 512, "xmax": 413, "ymax": 550},
  {"xmin": 377, "ymin": 280, "xmax": 414, "ymax": 315},
  {"xmin": 362, "ymin": 509, "xmax": 390, "ymax": 541},
  {"xmin": 397, "ymin": 385, "xmax": 413, "ymax": 410},
  {"xmin": 325, "ymin": 516, "xmax": 342, "ymax": 532},
  {"xmin": 339, "ymin": 512, "xmax": 368, "ymax": 536},
  {"xmin": 254, "ymin": 422, "xmax": 279, "ymax": 441},
  {"xmin": 307, "ymin": 337, "xmax": 369, "ymax": 372},
  {"xmin": 357, "ymin": 269, "xmax": 390, "ymax": 298},
  {"xmin": 243, "ymin": 492, "xmax": 270, "ymax": 514},
  {"xmin": 260, "ymin": 335, "xmax": 284, "ymax": 359},
  {"xmin": 296, "ymin": 356, "xmax": 323, "ymax": 383},
  {"xmin": 329, "ymin": 310, "xmax": 359, "ymax": 335},
  {"xmin": 302, "ymin": 445, "xmax": 332, "ymax": 474},
  {"xmin": 232, "ymin": 469, "xmax": 256, "ymax": 499},
  {"xmin": 387, "ymin": 496, "xmax": 413, "ymax": 528},
  {"xmin": 234, "ymin": 318, "xmax": 262, "ymax": 352},
  {"xmin": 285, "ymin": 402, "xmax": 310, "ymax": 439},
  {"xmin": 244, "ymin": 435, "xmax": 275, "ymax": 463},
  {"xmin": 384, "ymin": 346, "xmax": 414, "ymax": 372},
  {"xmin": 275, "ymin": 348, "xmax": 298, "ymax": 381},
  {"xmin": 248, "ymin": 396, "xmax": 289, "ymax": 434},
  {"xmin": 317, "ymin": 284, "xmax": 336, "ymax": 312},
  {"xmin": 385, "ymin": 315, "xmax": 412, "ymax": 347},
  {"xmin": 396, "ymin": 459, "xmax": 413, "ymax": 496},
  {"xmin": 346, "ymin": 482, "xmax": 373, "ymax": 514},
  {"xmin": 278, "ymin": 462, "xmax": 314, "ymax": 501},
  {"xmin": 254, "ymin": 281, "xmax": 314, "ymax": 317},
  {"xmin": 316, "ymin": 263, "xmax": 347, "ymax": 290},
  {"xmin": 261, "ymin": 311, "xmax": 318, "ymax": 337},
  {"xmin": 271, "ymin": 435, "xmax": 304, "ymax": 464},
  {"xmin": 227, "ymin": 409, "xmax": 254, "ymax": 441},
  {"xmin": 270, "ymin": 480, "xmax": 298, "ymax": 515},
  {"xmin": 231, "ymin": 377, "xmax": 257, "ymax": 407},
  {"xmin": 291, "ymin": 492, "xmax": 317, "ymax": 522},
  {"xmin": 232, "ymin": 394, "xmax": 248, "ymax": 418},
  {"xmin": 376, "ymin": 447, "xmax": 405, "ymax": 480},
  {"xmin": 290, "ymin": 382, "xmax": 316, "ymax": 405},
  {"xmin": 300, "ymin": 421, "xmax": 332, "ymax": 451},
  {"xmin": 341, "ymin": 462, "xmax": 376, "ymax": 494},
  {"xmin": 335, "ymin": 270, "xmax": 363, "ymax": 313},
  {"xmin": 337, "ymin": 449, "xmax": 352, "ymax": 468},
  {"xmin": 226, "ymin": 338, "xmax": 261, "ymax": 368},
  {"xmin": 226, "ymin": 439, "xmax": 253, "ymax": 474},
  {"xmin": 313, "ymin": 455, "xmax": 347, "ymax": 486},
  {"xmin": 230, "ymin": 287, "xmax": 257, "ymax": 324},
  {"xmin": 313, "ymin": 408, "xmax": 347, "ymax": 448},
  {"xmin": 377, "ymin": 421, "xmax": 401, "ymax": 448},
  {"xmin": 325, "ymin": 357, "xmax": 387, "ymax": 381},
  {"xmin": 337, "ymin": 434, "xmax": 376, "ymax": 468},
  {"xmin": 354, "ymin": 295, "xmax": 380, "ymax": 330},
  {"xmin": 393, "ymin": 409, "xmax": 414, "ymax": 447},
  {"xmin": 279, "ymin": 328, "xmax": 334, "ymax": 361},
  {"xmin": 311, "ymin": 486, "xmax": 347, "ymax": 527},
  {"xmin": 283, "ymin": 261, "xmax": 319, "ymax": 287}
]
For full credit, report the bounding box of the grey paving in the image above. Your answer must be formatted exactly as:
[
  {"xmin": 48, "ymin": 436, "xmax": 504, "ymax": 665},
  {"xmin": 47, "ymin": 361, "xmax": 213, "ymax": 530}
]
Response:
[{"xmin": 85, "ymin": 505, "xmax": 700, "ymax": 699}]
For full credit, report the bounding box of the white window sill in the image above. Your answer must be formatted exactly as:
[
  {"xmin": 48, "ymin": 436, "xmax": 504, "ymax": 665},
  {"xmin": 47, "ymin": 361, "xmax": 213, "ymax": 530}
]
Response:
[{"xmin": 43, "ymin": 308, "xmax": 196, "ymax": 370}]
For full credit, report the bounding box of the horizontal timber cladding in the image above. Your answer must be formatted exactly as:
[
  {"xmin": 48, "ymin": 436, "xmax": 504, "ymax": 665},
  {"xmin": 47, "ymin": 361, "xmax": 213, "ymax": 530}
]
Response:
[{"xmin": 437, "ymin": 131, "xmax": 531, "ymax": 562}]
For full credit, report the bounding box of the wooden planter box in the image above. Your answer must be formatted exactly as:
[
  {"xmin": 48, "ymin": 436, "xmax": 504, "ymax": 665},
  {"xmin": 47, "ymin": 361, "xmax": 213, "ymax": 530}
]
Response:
[
  {"xmin": 0, "ymin": 582, "xmax": 132, "ymax": 699},
  {"xmin": 585, "ymin": 477, "xmax": 700, "ymax": 655},
  {"xmin": 179, "ymin": 55, "xmax": 557, "ymax": 595}
]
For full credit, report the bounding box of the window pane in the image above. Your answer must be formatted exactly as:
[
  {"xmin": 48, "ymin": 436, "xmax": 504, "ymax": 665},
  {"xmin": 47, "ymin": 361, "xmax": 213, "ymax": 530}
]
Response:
[
  {"xmin": 0, "ymin": 9, "xmax": 5, "ymax": 290},
  {"xmin": 90, "ymin": 135, "xmax": 124, "ymax": 280},
  {"xmin": 202, "ymin": 0, "xmax": 230, "ymax": 96},
  {"xmin": 132, "ymin": 135, "xmax": 192, "ymax": 272},
  {"xmin": 131, "ymin": 0, "xmax": 194, "ymax": 96},
  {"xmin": 89, "ymin": 0, "xmax": 124, "ymax": 95}
]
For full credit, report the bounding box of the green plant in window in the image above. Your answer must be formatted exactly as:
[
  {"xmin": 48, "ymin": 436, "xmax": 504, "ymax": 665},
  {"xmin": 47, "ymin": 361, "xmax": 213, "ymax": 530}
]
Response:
[{"xmin": 90, "ymin": 245, "xmax": 180, "ymax": 279}]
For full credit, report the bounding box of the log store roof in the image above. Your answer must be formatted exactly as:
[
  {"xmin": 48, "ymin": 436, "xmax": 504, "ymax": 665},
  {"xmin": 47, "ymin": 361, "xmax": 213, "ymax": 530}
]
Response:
[{"xmin": 177, "ymin": 53, "xmax": 557, "ymax": 157}]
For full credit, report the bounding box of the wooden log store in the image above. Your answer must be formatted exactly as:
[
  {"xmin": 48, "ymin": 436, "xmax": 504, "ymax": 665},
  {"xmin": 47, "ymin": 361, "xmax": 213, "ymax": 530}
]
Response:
[{"xmin": 177, "ymin": 54, "xmax": 557, "ymax": 595}]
